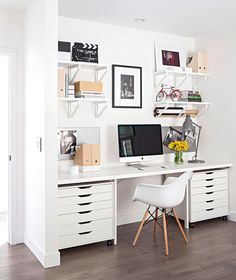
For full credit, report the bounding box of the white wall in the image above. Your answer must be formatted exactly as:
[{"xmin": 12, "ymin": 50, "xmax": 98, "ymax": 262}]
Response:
[
  {"xmin": 58, "ymin": 17, "xmax": 195, "ymax": 224},
  {"xmin": 24, "ymin": 0, "xmax": 59, "ymax": 268},
  {"xmin": 195, "ymin": 34, "xmax": 236, "ymax": 221},
  {"xmin": 0, "ymin": 9, "xmax": 24, "ymax": 243}
]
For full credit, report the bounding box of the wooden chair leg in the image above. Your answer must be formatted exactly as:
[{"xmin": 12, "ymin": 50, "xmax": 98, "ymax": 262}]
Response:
[
  {"xmin": 132, "ymin": 208, "xmax": 149, "ymax": 247},
  {"xmin": 162, "ymin": 209, "xmax": 169, "ymax": 256},
  {"xmin": 153, "ymin": 208, "xmax": 158, "ymax": 236},
  {"xmin": 172, "ymin": 208, "xmax": 188, "ymax": 244}
]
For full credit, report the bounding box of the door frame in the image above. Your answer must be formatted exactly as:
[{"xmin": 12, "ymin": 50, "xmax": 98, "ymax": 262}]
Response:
[{"xmin": 0, "ymin": 48, "xmax": 17, "ymax": 245}]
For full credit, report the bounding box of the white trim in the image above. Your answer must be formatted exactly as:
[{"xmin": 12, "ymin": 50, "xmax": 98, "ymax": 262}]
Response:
[
  {"xmin": 228, "ymin": 211, "xmax": 236, "ymax": 222},
  {"xmin": 0, "ymin": 49, "xmax": 17, "ymax": 245},
  {"xmin": 24, "ymin": 233, "xmax": 60, "ymax": 268}
]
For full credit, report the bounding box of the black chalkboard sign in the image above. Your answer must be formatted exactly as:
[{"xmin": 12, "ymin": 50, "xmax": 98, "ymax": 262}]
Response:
[{"xmin": 72, "ymin": 42, "xmax": 98, "ymax": 63}]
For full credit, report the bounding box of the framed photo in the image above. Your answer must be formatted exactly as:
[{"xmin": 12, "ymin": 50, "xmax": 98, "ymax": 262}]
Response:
[
  {"xmin": 155, "ymin": 42, "xmax": 186, "ymax": 70},
  {"xmin": 112, "ymin": 64, "xmax": 142, "ymax": 108}
]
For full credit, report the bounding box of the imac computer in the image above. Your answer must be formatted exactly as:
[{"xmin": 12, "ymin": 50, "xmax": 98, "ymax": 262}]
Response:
[{"xmin": 118, "ymin": 124, "xmax": 163, "ymax": 168}]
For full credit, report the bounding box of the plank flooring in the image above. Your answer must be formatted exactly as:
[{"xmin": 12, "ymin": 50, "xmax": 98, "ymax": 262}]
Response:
[{"xmin": 0, "ymin": 218, "xmax": 236, "ymax": 280}]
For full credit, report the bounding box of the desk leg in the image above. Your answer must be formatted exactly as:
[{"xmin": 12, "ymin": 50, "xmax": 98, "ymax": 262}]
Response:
[
  {"xmin": 114, "ymin": 179, "xmax": 118, "ymax": 245},
  {"xmin": 185, "ymin": 180, "xmax": 190, "ymax": 230}
]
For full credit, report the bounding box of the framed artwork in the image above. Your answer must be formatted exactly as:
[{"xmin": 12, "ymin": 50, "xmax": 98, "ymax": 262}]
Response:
[
  {"xmin": 57, "ymin": 127, "xmax": 100, "ymax": 160},
  {"xmin": 154, "ymin": 42, "xmax": 186, "ymax": 70},
  {"xmin": 112, "ymin": 64, "xmax": 142, "ymax": 108}
]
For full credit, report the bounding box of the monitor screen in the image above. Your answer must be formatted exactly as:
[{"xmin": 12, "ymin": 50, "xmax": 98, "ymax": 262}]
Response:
[{"xmin": 118, "ymin": 124, "xmax": 163, "ymax": 159}]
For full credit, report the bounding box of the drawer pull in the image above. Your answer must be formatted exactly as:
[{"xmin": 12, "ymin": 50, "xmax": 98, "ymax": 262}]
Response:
[
  {"xmin": 206, "ymin": 178, "xmax": 213, "ymax": 181},
  {"xmin": 78, "ymin": 210, "xmax": 92, "ymax": 214},
  {"xmin": 79, "ymin": 221, "xmax": 91, "ymax": 225},
  {"xmin": 206, "ymin": 200, "xmax": 214, "ymax": 203},
  {"xmin": 206, "ymin": 208, "xmax": 214, "ymax": 211},
  {"xmin": 78, "ymin": 202, "xmax": 92, "ymax": 206},
  {"xmin": 78, "ymin": 186, "xmax": 92, "ymax": 189},
  {"xmin": 78, "ymin": 194, "xmax": 92, "ymax": 198},
  {"xmin": 206, "ymin": 192, "xmax": 214, "ymax": 195},
  {"xmin": 79, "ymin": 231, "xmax": 92, "ymax": 235},
  {"xmin": 206, "ymin": 172, "xmax": 214, "ymax": 175},
  {"xmin": 205, "ymin": 185, "xmax": 213, "ymax": 188}
]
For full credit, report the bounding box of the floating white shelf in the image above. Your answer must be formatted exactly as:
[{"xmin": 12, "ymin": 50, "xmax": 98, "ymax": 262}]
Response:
[
  {"xmin": 153, "ymin": 69, "xmax": 209, "ymax": 88},
  {"xmin": 154, "ymin": 101, "xmax": 210, "ymax": 118},
  {"xmin": 58, "ymin": 61, "xmax": 108, "ymax": 84},
  {"xmin": 58, "ymin": 98, "xmax": 109, "ymax": 118}
]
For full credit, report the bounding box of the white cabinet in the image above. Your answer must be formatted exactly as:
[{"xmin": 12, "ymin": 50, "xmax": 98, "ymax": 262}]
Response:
[
  {"xmin": 190, "ymin": 169, "xmax": 228, "ymax": 223},
  {"xmin": 57, "ymin": 181, "xmax": 114, "ymax": 250}
]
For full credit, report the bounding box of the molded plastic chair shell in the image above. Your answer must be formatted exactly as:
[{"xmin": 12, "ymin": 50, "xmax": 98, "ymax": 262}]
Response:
[{"xmin": 133, "ymin": 171, "xmax": 193, "ymax": 209}]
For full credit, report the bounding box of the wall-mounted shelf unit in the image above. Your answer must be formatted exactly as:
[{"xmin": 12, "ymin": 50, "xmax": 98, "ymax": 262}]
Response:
[
  {"xmin": 58, "ymin": 98, "xmax": 109, "ymax": 118},
  {"xmin": 154, "ymin": 69, "xmax": 209, "ymax": 89},
  {"xmin": 154, "ymin": 101, "xmax": 210, "ymax": 118},
  {"xmin": 58, "ymin": 61, "xmax": 108, "ymax": 84}
]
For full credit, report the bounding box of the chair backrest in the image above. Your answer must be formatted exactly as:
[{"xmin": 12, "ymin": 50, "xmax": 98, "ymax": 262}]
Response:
[{"xmin": 163, "ymin": 171, "xmax": 193, "ymax": 208}]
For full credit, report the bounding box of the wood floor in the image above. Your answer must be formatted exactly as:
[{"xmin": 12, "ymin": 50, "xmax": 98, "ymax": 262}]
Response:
[{"xmin": 1, "ymin": 218, "xmax": 236, "ymax": 280}]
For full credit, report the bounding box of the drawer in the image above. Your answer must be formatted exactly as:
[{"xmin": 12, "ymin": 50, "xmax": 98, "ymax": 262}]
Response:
[
  {"xmin": 58, "ymin": 208, "xmax": 113, "ymax": 225},
  {"xmin": 58, "ymin": 200, "xmax": 113, "ymax": 215},
  {"xmin": 58, "ymin": 227, "xmax": 113, "ymax": 250},
  {"xmin": 191, "ymin": 199, "xmax": 228, "ymax": 212},
  {"xmin": 58, "ymin": 218, "xmax": 112, "ymax": 237},
  {"xmin": 192, "ymin": 169, "xmax": 228, "ymax": 181},
  {"xmin": 191, "ymin": 184, "xmax": 227, "ymax": 195},
  {"xmin": 190, "ymin": 206, "xmax": 228, "ymax": 223},
  {"xmin": 191, "ymin": 190, "xmax": 228, "ymax": 204},
  {"xmin": 191, "ymin": 177, "xmax": 228, "ymax": 188},
  {"xmin": 58, "ymin": 182, "xmax": 113, "ymax": 198},
  {"xmin": 58, "ymin": 192, "xmax": 112, "ymax": 206}
]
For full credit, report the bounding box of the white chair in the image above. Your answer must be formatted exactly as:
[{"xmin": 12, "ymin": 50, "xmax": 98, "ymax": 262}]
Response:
[{"xmin": 132, "ymin": 171, "xmax": 193, "ymax": 256}]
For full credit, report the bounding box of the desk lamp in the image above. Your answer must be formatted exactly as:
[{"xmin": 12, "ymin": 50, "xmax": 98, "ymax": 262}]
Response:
[{"xmin": 182, "ymin": 115, "xmax": 205, "ymax": 163}]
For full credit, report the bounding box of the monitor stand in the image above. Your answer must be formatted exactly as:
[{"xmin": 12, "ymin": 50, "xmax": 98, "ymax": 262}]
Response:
[{"xmin": 127, "ymin": 163, "xmax": 148, "ymax": 169}]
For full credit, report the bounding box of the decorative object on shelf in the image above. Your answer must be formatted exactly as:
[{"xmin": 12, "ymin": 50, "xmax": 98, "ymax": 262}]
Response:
[
  {"xmin": 188, "ymin": 90, "xmax": 202, "ymax": 102},
  {"xmin": 168, "ymin": 140, "xmax": 188, "ymax": 164},
  {"xmin": 112, "ymin": 64, "xmax": 142, "ymax": 108},
  {"xmin": 58, "ymin": 41, "xmax": 71, "ymax": 61},
  {"xmin": 155, "ymin": 83, "xmax": 182, "ymax": 102},
  {"xmin": 182, "ymin": 115, "xmax": 205, "ymax": 163},
  {"xmin": 154, "ymin": 42, "xmax": 186, "ymax": 71},
  {"xmin": 74, "ymin": 81, "xmax": 103, "ymax": 99},
  {"xmin": 187, "ymin": 51, "xmax": 208, "ymax": 73},
  {"xmin": 57, "ymin": 130, "xmax": 77, "ymax": 160},
  {"xmin": 154, "ymin": 106, "xmax": 184, "ymax": 117},
  {"xmin": 72, "ymin": 42, "xmax": 98, "ymax": 63},
  {"xmin": 58, "ymin": 68, "xmax": 66, "ymax": 97}
]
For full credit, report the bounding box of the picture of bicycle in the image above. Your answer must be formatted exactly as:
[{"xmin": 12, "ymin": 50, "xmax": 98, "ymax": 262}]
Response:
[{"xmin": 155, "ymin": 83, "xmax": 182, "ymax": 102}]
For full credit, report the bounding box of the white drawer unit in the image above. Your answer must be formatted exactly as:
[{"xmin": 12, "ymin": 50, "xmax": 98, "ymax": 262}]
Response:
[
  {"xmin": 58, "ymin": 181, "xmax": 114, "ymax": 249},
  {"xmin": 190, "ymin": 168, "xmax": 229, "ymax": 223}
]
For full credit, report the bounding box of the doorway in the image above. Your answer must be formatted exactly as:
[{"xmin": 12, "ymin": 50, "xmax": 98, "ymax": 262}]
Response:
[{"xmin": 0, "ymin": 50, "xmax": 16, "ymax": 245}]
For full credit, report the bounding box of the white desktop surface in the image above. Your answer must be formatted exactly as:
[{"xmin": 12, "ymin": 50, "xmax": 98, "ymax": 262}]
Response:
[{"xmin": 58, "ymin": 161, "xmax": 232, "ymax": 185}]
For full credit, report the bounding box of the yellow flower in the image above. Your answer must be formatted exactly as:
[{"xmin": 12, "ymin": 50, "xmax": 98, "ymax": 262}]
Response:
[{"xmin": 168, "ymin": 140, "xmax": 188, "ymax": 152}]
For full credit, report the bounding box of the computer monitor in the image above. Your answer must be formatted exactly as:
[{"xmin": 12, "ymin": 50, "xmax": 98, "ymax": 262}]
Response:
[{"xmin": 118, "ymin": 124, "xmax": 163, "ymax": 164}]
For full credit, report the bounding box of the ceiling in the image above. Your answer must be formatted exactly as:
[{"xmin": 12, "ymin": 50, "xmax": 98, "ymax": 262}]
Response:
[
  {"xmin": 0, "ymin": 0, "xmax": 32, "ymax": 11},
  {"xmin": 59, "ymin": 0, "xmax": 236, "ymax": 37}
]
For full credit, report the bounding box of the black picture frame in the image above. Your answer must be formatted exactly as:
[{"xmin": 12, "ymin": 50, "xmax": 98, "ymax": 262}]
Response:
[{"xmin": 112, "ymin": 64, "xmax": 142, "ymax": 108}]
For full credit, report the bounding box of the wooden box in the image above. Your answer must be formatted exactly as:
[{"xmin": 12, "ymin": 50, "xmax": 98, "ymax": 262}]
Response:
[
  {"xmin": 58, "ymin": 69, "xmax": 65, "ymax": 97},
  {"xmin": 74, "ymin": 81, "xmax": 103, "ymax": 93},
  {"xmin": 187, "ymin": 52, "xmax": 208, "ymax": 73}
]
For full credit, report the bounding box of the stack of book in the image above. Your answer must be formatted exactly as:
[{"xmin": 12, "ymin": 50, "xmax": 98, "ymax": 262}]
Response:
[{"xmin": 74, "ymin": 81, "xmax": 104, "ymax": 99}]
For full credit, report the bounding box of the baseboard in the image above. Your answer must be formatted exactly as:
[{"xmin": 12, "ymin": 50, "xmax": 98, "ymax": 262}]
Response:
[
  {"xmin": 228, "ymin": 211, "xmax": 236, "ymax": 222},
  {"xmin": 24, "ymin": 233, "xmax": 60, "ymax": 268},
  {"xmin": 117, "ymin": 211, "xmax": 143, "ymax": 226}
]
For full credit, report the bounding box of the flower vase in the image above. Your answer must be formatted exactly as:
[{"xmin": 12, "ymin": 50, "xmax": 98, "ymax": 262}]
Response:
[{"xmin": 174, "ymin": 151, "xmax": 184, "ymax": 164}]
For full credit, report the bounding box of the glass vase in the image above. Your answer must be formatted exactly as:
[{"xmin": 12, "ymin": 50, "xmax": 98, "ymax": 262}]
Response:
[{"xmin": 174, "ymin": 151, "xmax": 184, "ymax": 164}]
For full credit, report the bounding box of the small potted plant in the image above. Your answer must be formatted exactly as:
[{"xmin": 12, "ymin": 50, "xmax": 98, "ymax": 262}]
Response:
[{"xmin": 168, "ymin": 140, "xmax": 188, "ymax": 164}]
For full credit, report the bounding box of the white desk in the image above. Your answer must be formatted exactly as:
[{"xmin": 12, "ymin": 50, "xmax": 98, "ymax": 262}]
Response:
[{"xmin": 58, "ymin": 161, "xmax": 232, "ymax": 248}]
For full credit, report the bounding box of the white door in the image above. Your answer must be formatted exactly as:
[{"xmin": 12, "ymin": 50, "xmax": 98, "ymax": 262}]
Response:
[{"xmin": 0, "ymin": 50, "xmax": 17, "ymax": 245}]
